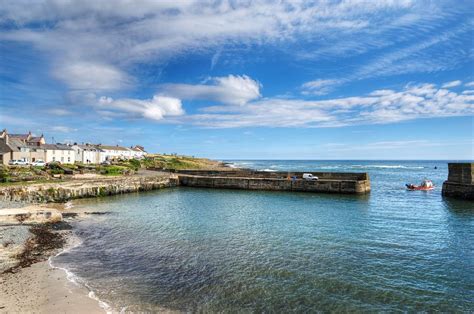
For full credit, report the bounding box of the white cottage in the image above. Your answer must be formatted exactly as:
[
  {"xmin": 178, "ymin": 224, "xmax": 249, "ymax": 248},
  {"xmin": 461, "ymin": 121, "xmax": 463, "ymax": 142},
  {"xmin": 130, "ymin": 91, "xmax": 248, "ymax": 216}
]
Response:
[
  {"xmin": 97, "ymin": 145, "xmax": 131, "ymax": 162},
  {"xmin": 43, "ymin": 144, "xmax": 75, "ymax": 164},
  {"xmin": 71, "ymin": 144, "xmax": 101, "ymax": 164},
  {"xmin": 130, "ymin": 145, "xmax": 146, "ymax": 159}
]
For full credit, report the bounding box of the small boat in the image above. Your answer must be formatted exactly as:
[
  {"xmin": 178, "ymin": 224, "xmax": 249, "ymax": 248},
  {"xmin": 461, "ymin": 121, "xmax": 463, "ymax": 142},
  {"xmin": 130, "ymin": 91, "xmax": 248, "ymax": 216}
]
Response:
[{"xmin": 406, "ymin": 179, "xmax": 435, "ymax": 191}]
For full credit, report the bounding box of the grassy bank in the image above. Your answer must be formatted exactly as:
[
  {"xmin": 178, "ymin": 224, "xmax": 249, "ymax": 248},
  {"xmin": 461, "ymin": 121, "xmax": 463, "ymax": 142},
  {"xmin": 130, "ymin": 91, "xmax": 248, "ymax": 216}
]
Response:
[{"xmin": 142, "ymin": 154, "xmax": 228, "ymax": 170}]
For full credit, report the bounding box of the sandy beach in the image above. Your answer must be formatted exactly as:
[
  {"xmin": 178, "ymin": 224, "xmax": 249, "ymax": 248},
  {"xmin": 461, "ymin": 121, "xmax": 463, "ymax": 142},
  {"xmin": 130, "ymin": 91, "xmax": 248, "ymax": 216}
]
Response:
[{"xmin": 0, "ymin": 260, "xmax": 104, "ymax": 313}]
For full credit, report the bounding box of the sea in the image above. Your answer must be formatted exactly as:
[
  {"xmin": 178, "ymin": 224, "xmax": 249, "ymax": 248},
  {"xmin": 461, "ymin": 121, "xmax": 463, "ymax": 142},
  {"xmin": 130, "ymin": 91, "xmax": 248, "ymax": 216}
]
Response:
[{"xmin": 52, "ymin": 160, "xmax": 473, "ymax": 312}]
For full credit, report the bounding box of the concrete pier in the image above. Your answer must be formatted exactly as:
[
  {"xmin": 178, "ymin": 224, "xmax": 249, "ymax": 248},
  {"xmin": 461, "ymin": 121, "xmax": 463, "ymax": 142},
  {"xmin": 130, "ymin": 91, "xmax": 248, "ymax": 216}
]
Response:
[
  {"xmin": 442, "ymin": 163, "xmax": 474, "ymax": 200},
  {"xmin": 177, "ymin": 170, "xmax": 370, "ymax": 194}
]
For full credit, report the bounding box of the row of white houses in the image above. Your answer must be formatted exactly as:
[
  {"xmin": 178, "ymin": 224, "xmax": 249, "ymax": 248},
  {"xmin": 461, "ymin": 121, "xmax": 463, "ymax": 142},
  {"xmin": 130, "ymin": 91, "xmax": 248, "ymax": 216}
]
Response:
[
  {"xmin": 0, "ymin": 130, "xmax": 147, "ymax": 165},
  {"xmin": 71, "ymin": 144, "xmax": 146, "ymax": 164}
]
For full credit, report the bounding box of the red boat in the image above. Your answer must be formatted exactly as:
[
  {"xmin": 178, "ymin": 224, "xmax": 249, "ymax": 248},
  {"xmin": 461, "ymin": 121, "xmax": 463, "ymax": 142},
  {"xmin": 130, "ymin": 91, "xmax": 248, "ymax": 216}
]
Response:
[{"xmin": 406, "ymin": 179, "xmax": 434, "ymax": 191}]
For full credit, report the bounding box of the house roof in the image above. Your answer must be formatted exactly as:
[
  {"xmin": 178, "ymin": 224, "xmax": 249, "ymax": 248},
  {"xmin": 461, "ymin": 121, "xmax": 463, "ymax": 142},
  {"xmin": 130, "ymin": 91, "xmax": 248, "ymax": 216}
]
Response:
[
  {"xmin": 29, "ymin": 136, "xmax": 43, "ymax": 143},
  {"xmin": 5, "ymin": 138, "xmax": 26, "ymax": 152},
  {"xmin": 98, "ymin": 145, "xmax": 130, "ymax": 151},
  {"xmin": 74, "ymin": 144, "xmax": 100, "ymax": 151},
  {"xmin": 42, "ymin": 144, "xmax": 74, "ymax": 151},
  {"xmin": 9, "ymin": 133, "xmax": 30, "ymax": 140}
]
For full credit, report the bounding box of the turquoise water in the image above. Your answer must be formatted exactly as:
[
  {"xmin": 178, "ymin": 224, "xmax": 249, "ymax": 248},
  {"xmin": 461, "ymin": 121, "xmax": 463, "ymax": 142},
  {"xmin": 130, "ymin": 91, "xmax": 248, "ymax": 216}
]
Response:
[{"xmin": 54, "ymin": 161, "xmax": 473, "ymax": 312}]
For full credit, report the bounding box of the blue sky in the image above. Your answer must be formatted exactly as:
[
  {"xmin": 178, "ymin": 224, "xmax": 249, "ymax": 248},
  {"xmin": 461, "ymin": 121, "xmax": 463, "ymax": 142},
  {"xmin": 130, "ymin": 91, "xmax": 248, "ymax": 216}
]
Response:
[{"xmin": 0, "ymin": 0, "xmax": 473, "ymax": 160}]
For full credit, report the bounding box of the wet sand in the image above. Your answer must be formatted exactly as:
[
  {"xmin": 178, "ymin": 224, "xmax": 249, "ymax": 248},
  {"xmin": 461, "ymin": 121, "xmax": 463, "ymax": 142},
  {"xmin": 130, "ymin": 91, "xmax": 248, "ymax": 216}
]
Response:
[{"xmin": 0, "ymin": 260, "xmax": 104, "ymax": 313}]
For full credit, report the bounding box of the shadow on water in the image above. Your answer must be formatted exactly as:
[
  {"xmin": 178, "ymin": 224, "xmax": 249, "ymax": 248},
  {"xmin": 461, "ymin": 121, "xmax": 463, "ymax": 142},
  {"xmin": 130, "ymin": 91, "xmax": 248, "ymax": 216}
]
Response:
[
  {"xmin": 179, "ymin": 186, "xmax": 372, "ymax": 203},
  {"xmin": 441, "ymin": 197, "xmax": 474, "ymax": 215}
]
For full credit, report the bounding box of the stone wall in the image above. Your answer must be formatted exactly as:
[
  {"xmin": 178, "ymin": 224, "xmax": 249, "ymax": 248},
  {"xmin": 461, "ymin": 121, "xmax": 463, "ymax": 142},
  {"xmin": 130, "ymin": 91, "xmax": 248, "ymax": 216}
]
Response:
[
  {"xmin": 176, "ymin": 170, "xmax": 368, "ymax": 181},
  {"xmin": 442, "ymin": 163, "xmax": 474, "ymax": 200},
  {"xmin": 178, "ymin": 174, "xmax": 370, "ymax": 194},
  {"xmin": 0, "ymin": 175, "xmax": 178, "ymax": 203},
  {"xmin": 447, "ymin": 163, "xmax": 474, "ymax": 184}
]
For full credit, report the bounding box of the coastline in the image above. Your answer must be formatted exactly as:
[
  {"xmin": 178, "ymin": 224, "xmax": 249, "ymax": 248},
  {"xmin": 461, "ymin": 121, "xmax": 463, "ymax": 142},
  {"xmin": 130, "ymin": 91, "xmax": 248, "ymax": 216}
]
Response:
[{"xmin": 0, "ymin": 203, "xmax": 106, "ymax": 313}]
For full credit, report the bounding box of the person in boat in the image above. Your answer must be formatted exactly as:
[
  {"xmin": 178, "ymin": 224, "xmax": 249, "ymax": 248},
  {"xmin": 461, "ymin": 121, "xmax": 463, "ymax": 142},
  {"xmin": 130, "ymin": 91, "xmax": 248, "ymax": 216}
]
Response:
[
  {"xmin": 421, "ymin": 180, "xmax": 433, "ymax": 188},
  {"xmin": 406, "ymin": 179, "xmax": 434, "ymax": 190}
]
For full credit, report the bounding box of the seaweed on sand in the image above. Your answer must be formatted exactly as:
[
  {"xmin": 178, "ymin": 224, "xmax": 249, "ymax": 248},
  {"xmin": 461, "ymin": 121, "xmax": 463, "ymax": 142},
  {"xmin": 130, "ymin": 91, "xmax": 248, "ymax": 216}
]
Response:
[{"xmin": 2, "ymin": 222, "xmax": 68, "ymax": 274}]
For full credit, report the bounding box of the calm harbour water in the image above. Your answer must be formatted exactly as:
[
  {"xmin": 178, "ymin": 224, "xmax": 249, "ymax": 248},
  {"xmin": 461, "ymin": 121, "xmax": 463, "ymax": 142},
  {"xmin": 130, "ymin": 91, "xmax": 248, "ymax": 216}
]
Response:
[{"xmin": 53, "ymin": 160, "xmax": 473, "ymax": 312}]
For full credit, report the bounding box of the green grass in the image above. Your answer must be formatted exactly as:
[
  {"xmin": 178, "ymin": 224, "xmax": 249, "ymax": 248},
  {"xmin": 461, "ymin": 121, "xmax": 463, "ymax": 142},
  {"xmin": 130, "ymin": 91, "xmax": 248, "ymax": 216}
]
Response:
[
  {"xmin": 141, "ymin": 155, "xmax": 223, "ymax": 170},
  {"xmin": 99, "ymin": 165, "xmax": 129, "ymax": 176}
]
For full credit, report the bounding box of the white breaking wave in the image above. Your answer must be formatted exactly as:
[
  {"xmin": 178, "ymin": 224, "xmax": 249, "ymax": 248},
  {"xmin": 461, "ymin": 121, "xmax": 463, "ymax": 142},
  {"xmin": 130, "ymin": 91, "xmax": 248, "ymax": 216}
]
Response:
[
  {"xmin": 351, "ymin": 165, "xmax": 425, "ymax": 169},
  {"xmin": 48, "ymin": 235, "xmax": 113, "ymax": 314}
]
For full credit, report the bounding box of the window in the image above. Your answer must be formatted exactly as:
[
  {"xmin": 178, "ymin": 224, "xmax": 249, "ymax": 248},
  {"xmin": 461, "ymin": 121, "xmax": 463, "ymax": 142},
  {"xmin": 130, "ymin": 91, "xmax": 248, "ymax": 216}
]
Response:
[
  {"xmin": 68, "ymin": 157, "xmax": 70, "ymax": 162},
  {"xmin": 61, "ymin": 157, "xmax": 64, "ymax": 162},
  {"xmin": 52, "ymin": 157, "xmax": 56, "ymax": 161}
]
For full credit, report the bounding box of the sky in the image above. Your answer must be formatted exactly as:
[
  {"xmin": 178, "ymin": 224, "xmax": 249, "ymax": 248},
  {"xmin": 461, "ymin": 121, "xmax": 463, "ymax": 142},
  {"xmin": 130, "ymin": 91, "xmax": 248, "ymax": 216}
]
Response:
[{"xmin": 0, "ymin": 0, "xmax": 473, "ymax": 160}]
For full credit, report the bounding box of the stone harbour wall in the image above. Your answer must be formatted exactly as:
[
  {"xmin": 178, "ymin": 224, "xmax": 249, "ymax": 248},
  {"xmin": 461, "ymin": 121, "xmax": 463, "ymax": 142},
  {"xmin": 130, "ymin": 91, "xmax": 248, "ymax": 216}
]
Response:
[
  {"xmin": 176, "ymin": 170, "xmax": 368, "ymax": 181},
  {"xmin": 442, "ymin": 163, "xmax": 474, "ymax": 200},
  {"xmin": 178, "ymin": 173, "xmax": 370, "ymax": 194},
  {"xmin": 0, "ymin": 175, "xmax": 178, "ymax": 203}
]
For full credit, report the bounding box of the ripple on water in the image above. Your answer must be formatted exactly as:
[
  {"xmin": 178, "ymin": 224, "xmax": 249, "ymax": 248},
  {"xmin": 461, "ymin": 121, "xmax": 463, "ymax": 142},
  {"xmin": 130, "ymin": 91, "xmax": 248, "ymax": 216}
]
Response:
[{"xmin": 53, "ymin": 161, "xmax": 473, "ymax": 312}]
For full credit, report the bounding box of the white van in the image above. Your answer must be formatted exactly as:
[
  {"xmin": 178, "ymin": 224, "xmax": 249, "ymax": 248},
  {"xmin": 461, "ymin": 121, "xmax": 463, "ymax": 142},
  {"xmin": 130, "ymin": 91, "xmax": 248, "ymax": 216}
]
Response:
[
  {"xmin": 303, "ymin": 173, "xmax": 318, "ymax": 181},
  {"xmin": 8, "ymin": 159, "xmax": 29, "ymax": 166}
]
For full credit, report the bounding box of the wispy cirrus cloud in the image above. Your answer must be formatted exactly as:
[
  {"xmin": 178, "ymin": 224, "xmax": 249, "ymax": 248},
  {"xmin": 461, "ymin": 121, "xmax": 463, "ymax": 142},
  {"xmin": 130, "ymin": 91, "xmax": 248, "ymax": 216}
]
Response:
[
  {"xmin": 51, "ymin": 126, "xmax": 77, "ymax": 133},
  {"xmin": 53, "ymin": 61, "xmax": 132, "ymax": 91},
  {"xmin": 442, "ymin": 80, "xmax": 462, "ymax": 88},
  {"xmin": 302, "ymin": 18, "xmax": 474, "ymax": 95},
  {"xmin": 301, "ymin": 79, "xmax": 342, "ymax": 96},
  {"xmin": 0, "ymin": 0, "xmax": 460, "ymax": 95}
]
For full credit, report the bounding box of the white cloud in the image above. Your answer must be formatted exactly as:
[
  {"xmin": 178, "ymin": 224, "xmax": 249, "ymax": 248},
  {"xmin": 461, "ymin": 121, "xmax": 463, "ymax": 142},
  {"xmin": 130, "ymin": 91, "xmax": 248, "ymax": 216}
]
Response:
[
  {"xmin": 48, "ymin": 108, "xmax": 73, "ymax": 116},
  {"xmin": 51, "ymin": 126, "xmax": 77, "ymax": 133},
  {"xmin": 465, "ymin": 81, "xmax": 474, "ymax": 87},
  {"xmin": 301, "ymin": 79, "xmax": 342, "ymax": 95},
  {"xmin": 97, "ymin": 95, "xmax": 184, "ymax": 121},
  {"xmin": 442, "ymin": 80, "xmax": 462, "ymax": 88},
  {"xmin": 184, "ymin": 82, "xmax": 474, "ymax": 128},
  {"xmin": 160, "ymin": 75, "xmax": 261, "ymax": 105},
  {"xmin": 53, "ymin": 61, "xmax": 130, "ymax": 91}
]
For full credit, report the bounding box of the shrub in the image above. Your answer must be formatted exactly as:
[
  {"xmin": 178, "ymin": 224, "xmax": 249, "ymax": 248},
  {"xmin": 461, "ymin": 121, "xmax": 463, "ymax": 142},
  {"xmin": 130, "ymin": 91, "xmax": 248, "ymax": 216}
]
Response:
[
  {"xmin": 0, "ymin": 167, "xmax": 10, "ymax": 182},
  {"xmin": 50, "ymin": 169, "xmax": 65, "ymax": 175},
  {"xmin": 100, "ymin": 165, "xmax": 127, "ymax": 176},
  {"xmin": 128, "ymin": 159, "xmax": 141, "ymax": 170}
]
